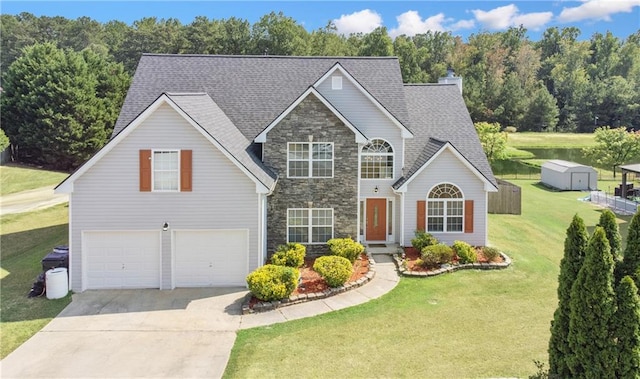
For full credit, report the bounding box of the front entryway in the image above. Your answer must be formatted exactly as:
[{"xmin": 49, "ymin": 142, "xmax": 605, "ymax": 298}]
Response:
[{"xmin": 366, "ymin": 198, "xmax": 387, "ymax": 241}]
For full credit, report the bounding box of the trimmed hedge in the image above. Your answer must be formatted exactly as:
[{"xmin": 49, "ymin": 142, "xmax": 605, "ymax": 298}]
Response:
[
  {"xmin": 313, "ymin": 256, "xmax": 353, "ymax": 287},
  {"xmin": 421, "ymin": 243, "xmax": 454, "ymax": 268},
  {"xmin": 246, "ymin": 264, "xmax": 299, "ymax": 301},
  {"xmin": 411, "ymin": 231, "xmax": 438, "ymax": 251},
  {"xmin": 271, "ymin": 242, "xmax": 306, "ymax": 268},
  {"xmin": 327, "ymin": 238, "xmax": 364, "ymax": 264},
  {"xmin": 452, "ymin": 240, "xmax": 477, "ymax": 264}
]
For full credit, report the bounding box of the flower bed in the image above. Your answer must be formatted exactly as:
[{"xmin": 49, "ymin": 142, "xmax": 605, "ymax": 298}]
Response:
[
  {"xmin": 242, "ymin": 253, "xmax": 374, "ymax": 314},
  {"xmin": 395, "ymin": 247, "xmax": 511, "ymax": 277}
]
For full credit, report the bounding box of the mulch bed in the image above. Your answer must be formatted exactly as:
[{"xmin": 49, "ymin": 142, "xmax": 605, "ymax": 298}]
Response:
[
  {"xmin": 247, "ymin": 254, "xmax": 370, "ymax": 308},
  {"xmin": 402, "ymin": 246, "xmax": 504, "ymax": 272}
]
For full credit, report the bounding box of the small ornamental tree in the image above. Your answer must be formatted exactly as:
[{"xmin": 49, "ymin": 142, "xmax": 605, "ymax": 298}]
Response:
[
  {"xmin": 568, "ymin": 227, "xmax": 617, "ymax": 378},
  {"xmin": 614, "ymin": 276, "xmax": 640, "ymax": 379},
  {"xmin": 619, "ymin": 210, "xmax": 640, "ymax": 286},
  {"xmin": 548, "ymin": 214, "xmax": 589, "ymax": 379},
  {"xmin": 598, "ymin": 209, "xmax": 622, "ymax": 262}
]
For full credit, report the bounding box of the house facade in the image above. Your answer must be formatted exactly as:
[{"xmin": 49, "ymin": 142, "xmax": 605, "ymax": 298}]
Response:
[{"xmin": 56, "ymin": 55, "xmax": 497, "ymax": 292}]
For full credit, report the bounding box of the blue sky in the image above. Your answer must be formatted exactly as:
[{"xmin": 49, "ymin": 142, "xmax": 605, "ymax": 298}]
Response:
[{"xmin": 2, "ymin": 1, "xmax": 639, "ymax": 41}]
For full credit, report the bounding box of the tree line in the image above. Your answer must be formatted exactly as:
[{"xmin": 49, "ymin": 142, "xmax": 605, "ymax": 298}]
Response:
[{"xmin": 1, "ymin": 11, "xmax": 639, "ymax": 169}]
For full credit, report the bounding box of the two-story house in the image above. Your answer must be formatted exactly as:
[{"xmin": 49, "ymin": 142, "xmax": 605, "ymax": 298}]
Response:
[{"xmin": 56, "ymin": 55, "xmax": 497, "ymax": 292}]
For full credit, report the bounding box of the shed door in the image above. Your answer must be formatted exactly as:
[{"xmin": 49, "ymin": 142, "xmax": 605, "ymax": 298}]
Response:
[
  {"xmin": 174, "ymin": 230, "xmax": 248, "ymax": 287},
  {"xmin": 84, "ymin": 231, "xmax": 161, "ymax": 289},
  {"xmin": 571, "ymin": 172, "xmax": 589, "ymax": 190}
]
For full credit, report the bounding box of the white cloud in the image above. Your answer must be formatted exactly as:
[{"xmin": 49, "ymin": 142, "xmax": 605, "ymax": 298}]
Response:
[
  {"xmin": 557, "ymin": 0, "xmax": 640, "ymax": 23},
  {"xmin": 472, "ymin": 4, "xmax": 553, "ymax": 30},
  {"xmin": 389, "ymin": 10, "xmax": 446, "ymax": 37},
  {"xmin": 450, "ymin": 19, "xmax": 476, "ymax": 31},
  {"xmin": 333, "ymin": 9, "xmax": 383, "ymax": 35}
]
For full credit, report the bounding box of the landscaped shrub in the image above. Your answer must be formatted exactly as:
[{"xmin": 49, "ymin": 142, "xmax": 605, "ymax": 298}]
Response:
[
  {"xmin": 246, "ymin": 264, "xmax": 299, "ymax": 301},
  {"xmin": 411, "ymin": 230, "xmax": 438, "ymax": 251},
  {"xmin": 482, "ymin": 246, "xmax": 501, "ymax": 262},
  {"xmin": 327, "ymin": 238, "xmax": 364, "ymax": 264},
  {"xmin": 271, "ymin": 242, "xmax": 306, "ymax": 268},
  {"xmin": 313, "ymin": 256, "xmax": 353, "ymax": 287},
  {"xmin": 452, "ymin": 240, "xmax": 477, "ymax": 264},
  {"xmin": 421, "ymin": 243, "xmax": 454, "ymax": 268}
]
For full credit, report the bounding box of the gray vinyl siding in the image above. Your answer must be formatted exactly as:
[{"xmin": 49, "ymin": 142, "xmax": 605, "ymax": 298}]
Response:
[
  {"xmin": 404, "ymin": 149, "xmax": 488, "ymax": 246},
  {"xmin": 70, "ymin": 103, "xmax": 259, "ymax": 291},
  {"xmin": 318, "ymin": 73, "xmax": 405, "ymax": 243}
]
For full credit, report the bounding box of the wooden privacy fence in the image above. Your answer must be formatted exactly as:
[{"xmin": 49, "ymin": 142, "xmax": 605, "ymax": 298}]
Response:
[{"xmin": 488, "ymin": 179, "xmax": 522, "ymax": 215}]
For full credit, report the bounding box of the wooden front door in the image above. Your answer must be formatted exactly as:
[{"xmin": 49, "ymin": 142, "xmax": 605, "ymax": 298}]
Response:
[{"xmin": 366, "ymin": 198, "xmax": 387, "ymax": 241}]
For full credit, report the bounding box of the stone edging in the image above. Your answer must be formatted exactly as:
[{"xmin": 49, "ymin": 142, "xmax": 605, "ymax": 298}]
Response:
[
  {"xmin": 393, "ymin": 252, "xmax": 512, "ymax": 277},
  {"xmin": 242, "ymin": 253, "xmax": 376, "ymax": 315}
]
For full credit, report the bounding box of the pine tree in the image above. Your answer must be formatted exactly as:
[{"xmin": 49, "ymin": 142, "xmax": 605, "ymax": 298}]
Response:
[
  {"xmin": 568, "ymin": 227, "xmax": 617, "ymax": 378},
  {"xmin": 598, "ymin": 209, "xmax": 622, "ymax": 261},
  {"xmin": 619, "ymin": 210, "xmax": 640, "ymax": 286},
  {"xmin": 548, "ymin": 214, "xmax": 589, "ymax": 378},
  {"xmin": 614, "ymin": 276, "xmax": 640, "ymax": 379}
]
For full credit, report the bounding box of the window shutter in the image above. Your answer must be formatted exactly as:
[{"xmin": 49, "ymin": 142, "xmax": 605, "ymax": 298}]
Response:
[
  {"xmin": 139, "ymin": 150, "xmax": 152, "ymax": 192},
  {"xmin": 180, "ymin": 150, "xmax": 192, "ymax": 192},
  {"xmin": 417, "ymin": 200, "xmax": 426, "ymax": 232},
  {"xmin": 464, "ymin": 200, "xmax": 474, "ymax": 233}
]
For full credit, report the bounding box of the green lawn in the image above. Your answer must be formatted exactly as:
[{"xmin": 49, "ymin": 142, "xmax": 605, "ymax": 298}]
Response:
[
  {"xmin": 0, "ymin": 164, "xmax": 69, "ymax": 196},
  {"xmin": 507, "ymin": 132, "xmax": 596, "ymax": 148},
  {"xmin": 0, "ymin": 204, "xmax": 70, "ymax": 359},
  {"xmin": 224, "ymin": 180, "xmax": 634, "ymax": 378}
]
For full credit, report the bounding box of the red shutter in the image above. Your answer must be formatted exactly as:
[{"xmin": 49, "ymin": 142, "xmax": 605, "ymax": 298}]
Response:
[
  {"xmin": 417, "ymin": 200, "xmax": 426, "ymax": 232},
  {"xmin": 464, "ymin": 200, "xmax": 474, "ymax": 233},
  {"xmin": 139, "ymin": 150, "xmax": 151, "ymax": 192},
  {"xmin": 180, "ymin": 150, "xmax": 192, "ymax": 192}
]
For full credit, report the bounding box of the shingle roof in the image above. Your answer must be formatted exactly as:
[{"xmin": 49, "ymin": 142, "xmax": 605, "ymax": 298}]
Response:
[
  {"xmin": 114, "ymin": 54, "xmax": 409, "ymax": 139},
  {"xmin": 394, "ymin": 84, "xmax": 497, "ymax": 189},
  {"xmin": 166, "ymin": 93, "xmax": 276, "ymax": 189}
]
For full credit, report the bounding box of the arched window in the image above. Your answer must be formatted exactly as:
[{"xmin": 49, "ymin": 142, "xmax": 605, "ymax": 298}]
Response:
[
  {"xmin": 427, "ymin": 183, "xmax": 463, "ymax": 232},
  {"xmin": 361, "ymin": 139, "xmax": 393, "ymax": 179}
]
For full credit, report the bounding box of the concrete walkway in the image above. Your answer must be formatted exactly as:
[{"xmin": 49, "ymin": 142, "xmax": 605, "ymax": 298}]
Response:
[
  {"xmin": 0, "ymin": 186, "xmax": 69, "ymax": 215},
  {"xmin": 0, "ymin": 254, "xmax": 399, "ymax": 379}
]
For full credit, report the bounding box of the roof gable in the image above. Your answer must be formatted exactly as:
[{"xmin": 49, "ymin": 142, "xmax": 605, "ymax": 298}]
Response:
[
  {"xmin": 255, "ymin": 87, "xmax": 368, "ymax": 143},
  {"xmin": 56, "ymin": 93, "xmax": 276, "ymax": 194},
  {"xmin": 313, "ymin": 63, "xmax": 413, "ymax": 139},
  {"xmin": 394, "ymin": 141, "xmax": 497, "ymax": 192}
]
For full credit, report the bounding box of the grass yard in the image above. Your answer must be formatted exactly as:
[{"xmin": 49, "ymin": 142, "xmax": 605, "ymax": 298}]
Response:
[
  {"xmin": 0, "ymin": 164, "xmax": 69, "ymax": 196},
  {"xmin": 0, "ymin": 204, "xmax": 70, "ymax": 359},
  {"xmin": 507, "ymin": 132, "xmax": 596, "ymax": 148},
  {"xmin": 224, "ymin": 180, "xmax": 633, "ymax": 378}
]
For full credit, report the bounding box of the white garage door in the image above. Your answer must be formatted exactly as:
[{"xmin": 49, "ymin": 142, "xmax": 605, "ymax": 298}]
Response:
[
  {"xmin": 84, "ymin": 231, "xmax": 161, "ymax": 289},
  {"xmin": 174, "ymin": 230, "xmax": 248, "ymax": 287}
]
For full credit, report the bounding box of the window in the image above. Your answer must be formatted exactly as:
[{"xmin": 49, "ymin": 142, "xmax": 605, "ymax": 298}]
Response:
[
  {"xmin": 288, "ymin": 143, "xmax": 333, "ymax": 178},
  {"xmin": 287, "ymin": 208, "xmax": 334, "ymax": 244},
  {"xmin": 361, "ymin": 139, "xmax": 393, "ymax": 179},
  {"xmin": 427, "ymin": 183, "xmax": 463, "ymax": 232},
  {"xmin": 153, "ymin": 150, "xmax": 179, "ymax": 191}
]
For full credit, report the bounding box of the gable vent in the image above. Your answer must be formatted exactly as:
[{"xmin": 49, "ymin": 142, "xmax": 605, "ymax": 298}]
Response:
[{"xmin": 331, "ymin": 76, "xmax": 342, "ymax": 90}]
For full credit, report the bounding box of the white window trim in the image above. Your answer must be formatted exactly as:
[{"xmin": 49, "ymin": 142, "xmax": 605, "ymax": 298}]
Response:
[
  {"xmin": 426, "ymin": 183, "xmax": 464, "ymax": 233},
  {"xmin": 360, "ymin": 139, "xmax": 395, "ymax": 180},
  {"xmin": 286, "ymin": 208, "xmax": 334, "ymax": 245},
  {"xmin": 152, "ymin": 149, "xmax": 181, "ymax": 192},
  {"xmin": 287, "ymin": 142, "xmax": 334, "ymax": 179}
]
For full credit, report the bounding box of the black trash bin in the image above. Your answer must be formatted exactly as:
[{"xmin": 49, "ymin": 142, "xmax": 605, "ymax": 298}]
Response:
[{"xmin": 41, "ymin": 245, "xmax": 69, "ymax": 271}]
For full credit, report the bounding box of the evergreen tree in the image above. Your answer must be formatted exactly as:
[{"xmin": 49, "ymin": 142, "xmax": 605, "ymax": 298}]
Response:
[
  {"xmin": 549, "ymin": 214, "xmax": 588, "ymax": 378},
  {"xmin": 598, "ymin": 209, "xmax": 622, "ymax": 261},
  {"xmin": 614, "ymin": 276, "xmax": 640, "ymax": 379},
  {"xmin": 619, "ymin": 210, "xmax": 640, "ymax": 286},
  {"xmin": 568, "ymin": 227, "xmax": 617, "ymax": 378}
]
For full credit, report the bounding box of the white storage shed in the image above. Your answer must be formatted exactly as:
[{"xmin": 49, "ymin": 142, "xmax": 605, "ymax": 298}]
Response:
[{"xmin": 541, "ymin": 160, "xmax": 597, "ymax": 190}]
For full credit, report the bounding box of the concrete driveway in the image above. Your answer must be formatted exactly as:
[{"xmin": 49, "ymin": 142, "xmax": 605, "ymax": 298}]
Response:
[
  {"xmin": 0, "ymin": 288, "xmax": 248, "ymax": 379},
  {"xmin": 0, "ymin": 255, "xmax": 399, "ymax": 379}
]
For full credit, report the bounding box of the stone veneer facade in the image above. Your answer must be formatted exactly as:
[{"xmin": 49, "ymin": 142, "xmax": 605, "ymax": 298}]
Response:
[{"xmin": 263, "ymin": 95, "xmax": 359, "ymax": 256}]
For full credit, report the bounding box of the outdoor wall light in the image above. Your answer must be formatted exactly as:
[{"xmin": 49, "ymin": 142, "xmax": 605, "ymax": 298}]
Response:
[
  {"xmin": 374, "ymin": 185, "xmax": 379, "ymax": 193},
  {"xmin": 162, "ymin": 222, "xmax": 169, "ymax": 231}
]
